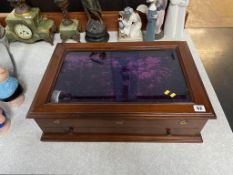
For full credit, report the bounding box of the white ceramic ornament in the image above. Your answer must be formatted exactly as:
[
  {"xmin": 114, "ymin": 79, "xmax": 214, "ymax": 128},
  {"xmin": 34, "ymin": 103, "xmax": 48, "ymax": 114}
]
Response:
[
  {"xmin": 118, "ymin": 7, "xmax": 143, "ymax": 42},
  {"xmin": 164, "ymin": 0, "xmax": 189, "ymax": 39}
]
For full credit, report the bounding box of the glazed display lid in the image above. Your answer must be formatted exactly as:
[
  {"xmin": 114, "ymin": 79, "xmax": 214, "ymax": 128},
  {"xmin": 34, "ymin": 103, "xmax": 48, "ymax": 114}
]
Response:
[{"xmin": 51, "ymin": 49, "xmax": 191, "ymax": 103}]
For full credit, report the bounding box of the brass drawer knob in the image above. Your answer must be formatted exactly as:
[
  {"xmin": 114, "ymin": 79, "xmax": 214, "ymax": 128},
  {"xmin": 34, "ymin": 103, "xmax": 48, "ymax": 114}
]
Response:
[
  {"xmin": 179, "ymin": 120, "xmax": 188, "ymax": 125},
  {"xmin": 53, "ymin": 120, "xmax": 60, "ymax": 124},
  {"xmin": 115, "ymin": 121, "xmax": 124, "ymax": 125}
]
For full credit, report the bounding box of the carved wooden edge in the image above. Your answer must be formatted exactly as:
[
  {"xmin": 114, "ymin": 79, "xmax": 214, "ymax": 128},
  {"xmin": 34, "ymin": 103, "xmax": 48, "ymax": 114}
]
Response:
[{"xmin": 0, "ymin": 11, "xmax": 147, "ymax": 31}]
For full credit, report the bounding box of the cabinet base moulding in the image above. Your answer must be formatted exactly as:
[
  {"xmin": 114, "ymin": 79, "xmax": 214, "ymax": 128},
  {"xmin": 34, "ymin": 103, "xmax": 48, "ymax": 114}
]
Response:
[{"xmin": 41, "ymin": 133, "xmax": 203, "ymax": 143}]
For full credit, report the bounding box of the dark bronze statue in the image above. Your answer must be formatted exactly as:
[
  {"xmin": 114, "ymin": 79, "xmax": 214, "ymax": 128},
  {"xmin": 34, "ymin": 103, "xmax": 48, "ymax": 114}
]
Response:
[
  {"xmin": 54, "ymin": 0, "xmax": 80, "ymax": 42},
  {"xmin": 54, "ymin": 0, "xmax": 73, "ymax": 26},
  {"xmin": 8, "ymin": 0, "xmax": 30, "ymax": 14},
  {"xmin": 81, "ymin": 0, "xmax": 109, "ymax": 42},
  {"xmin": 81, "ymin": 0, "xmax": 102, "ymax": 23}
]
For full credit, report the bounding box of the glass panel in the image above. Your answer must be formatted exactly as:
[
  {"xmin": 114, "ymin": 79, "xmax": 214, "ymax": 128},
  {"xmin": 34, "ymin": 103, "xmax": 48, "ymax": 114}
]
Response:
[{"xmin": 50, "ymin": 49, "xmax": 191, "ymax": 103}]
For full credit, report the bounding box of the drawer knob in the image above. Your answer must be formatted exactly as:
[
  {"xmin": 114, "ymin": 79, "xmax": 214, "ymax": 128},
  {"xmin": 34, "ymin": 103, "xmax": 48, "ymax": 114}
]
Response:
[
  {"xmin": 115, "ymin": 121, "xmax": 124, "ymax": 125},
  {"xmin": 179, "ymin": 120, "xmax": 188, "ymax": 125},
  {"xmin": 53, "ymin": 120, "xmax": 60, "ymax": 124}
]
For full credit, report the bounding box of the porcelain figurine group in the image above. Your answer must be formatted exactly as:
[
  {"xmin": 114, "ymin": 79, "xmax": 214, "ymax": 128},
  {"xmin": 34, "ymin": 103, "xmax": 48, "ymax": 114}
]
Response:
[
  {"xmin": 120, "ymin": 0, "xmax": 189, "ymax": 41},
  {"xmin": 118, "ymin": 0, "xmax": 167, "ymax": 42},
  {"xmin": 118, "ymin": 7, "xmax": 143, "ymax": 42}
]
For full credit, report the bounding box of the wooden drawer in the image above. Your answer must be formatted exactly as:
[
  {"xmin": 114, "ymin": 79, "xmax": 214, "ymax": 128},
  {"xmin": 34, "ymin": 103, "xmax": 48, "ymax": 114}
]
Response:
[
  {"xmin": 171, "ymin": 128, "xmax": 200, "ymax": 136},
  {"xmin": 42, "ymin": 127, "xmax": 167, "ymax": 135},
  {"xmin": 41, "ymin": 127, "xmax": 201, "ymax": 137},
  {"xmin": 36, "ymin": 118, "xmax": 207, "ymax": 129}
]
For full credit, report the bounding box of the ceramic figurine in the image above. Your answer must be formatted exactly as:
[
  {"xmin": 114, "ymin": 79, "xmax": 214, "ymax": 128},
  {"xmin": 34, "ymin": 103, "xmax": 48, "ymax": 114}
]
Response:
[
  {"xmin": 54, "ymin": 0, "xmax": 81, "ymax": 42},
  {"xmin": 0, "ymin": 107, "xmax": 10, "ymax": 135},
  {"xmin": 118, "ymin": 7, "xmax": 143, "ymax": 42},
  {"xmin": 164, "ymin": 0, "xmax": 189, "ymax": 39},
  {"xmin": 144, "ymin": 0, "xmax": 158, "ymax": 41},
  {"xmin": 155, "ymin": 0, "xmax": 168, "ymax": 39},
  {"xmin": 81, "ymin": 0, "xmax": 109, "ymax": 42},
  {"xmin": 5, "ymin": 0, "xmax": 56, "ymax": 44},
  {"xmin": 0, "ymin": 67, "xmax": 24, "ymax": 107}
]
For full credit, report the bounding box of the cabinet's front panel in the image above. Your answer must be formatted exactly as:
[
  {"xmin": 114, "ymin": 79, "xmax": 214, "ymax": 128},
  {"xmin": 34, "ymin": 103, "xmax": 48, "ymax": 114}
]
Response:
[
  {"xmin": 36, "ymin": 118, "xmax": 207, "ymax": 129},
  {"xmin": 42, "ymin": 127, "xmax": 168, "ymax": 135}
]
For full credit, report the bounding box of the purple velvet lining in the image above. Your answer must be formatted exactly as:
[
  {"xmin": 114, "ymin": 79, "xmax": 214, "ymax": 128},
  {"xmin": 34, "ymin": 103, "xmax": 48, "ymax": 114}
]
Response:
[{"xmin": 52, "ymin": 49, "xmax": 191, "ymax": 103}]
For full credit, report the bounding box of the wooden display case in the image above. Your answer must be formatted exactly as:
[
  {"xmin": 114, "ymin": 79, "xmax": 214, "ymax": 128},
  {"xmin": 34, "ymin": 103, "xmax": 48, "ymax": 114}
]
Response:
[{"xmin": 27, "ymin": 41, "xmax": 216, "ymax": 142}]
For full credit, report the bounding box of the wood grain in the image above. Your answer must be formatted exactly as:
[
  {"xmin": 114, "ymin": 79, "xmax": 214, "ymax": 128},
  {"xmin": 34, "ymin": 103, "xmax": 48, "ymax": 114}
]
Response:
[{"xmin": 187, "ymin": 0, "xmax": 233, "ymax": 27}]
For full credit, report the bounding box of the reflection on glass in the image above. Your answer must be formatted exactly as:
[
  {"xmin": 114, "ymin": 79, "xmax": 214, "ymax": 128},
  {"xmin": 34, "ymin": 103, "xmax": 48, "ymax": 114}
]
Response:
[{"xmin": 50, "ymin": 49, "xmax": 191, "ymax": 103}]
